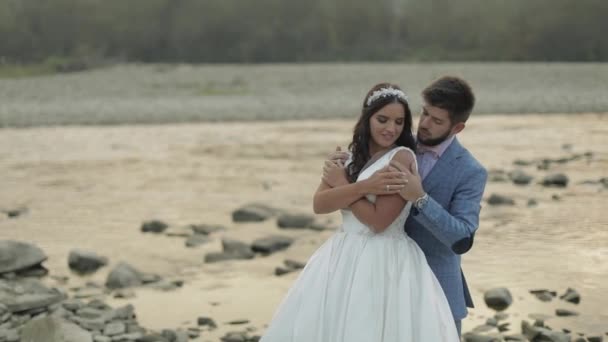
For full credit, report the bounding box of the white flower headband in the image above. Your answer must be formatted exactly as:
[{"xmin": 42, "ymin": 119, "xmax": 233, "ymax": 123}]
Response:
[{"xmin": 365, "ymin": 87, "xmax": 408, "ymax": 107}]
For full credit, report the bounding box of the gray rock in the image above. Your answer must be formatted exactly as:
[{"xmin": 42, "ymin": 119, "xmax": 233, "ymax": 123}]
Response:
[
  {"xmin": 555, "ymin": 309, "xmax": 579, "ymax": 316},
  {"xmin": 68, "ymin": 250, "xmax": 109, "ymax": 275},
  {"xmin": 486, "ymin": 317, "xmax": 498, "ymax": 326},
  {"xmin": 190, "ymin": 224, "xmax": 226, "ymax": 235},
  {"xmin": 105, "ymin": 263, "xmax": 144, "ymax": 289},
  {"xmin": 222, "ymin": 238, "xmax": 254, "ymax": 257},
  {"xmin": 93, "ymin": 336, "xmax": 111, "ymax": 342},
  {"xmin": 0, "ymin": 240, "xmax": 47, "ymax": 274},
  {"xmin": 110, "ymin": 332, "xmax": 144, "ymax": 340},
  {"xmin": 232, "ymin": 204, "xmax": 278, "ymax": 223},
  {"xmin": 204, "ymin": 252, "xmax": 252, "ymax": 263},
  {"xmin": 497, "ymin": 322, "xmax": 510, "ymax": 332},
  {"xmin": 510, "ymin": 170, "xmax": 534, "ymax": 185},
  {"xmin": 251, "ymin": 236, "xmax": 294, "ymax": 255},
  {"xmin": 0, "ymin": 289, "xmax": 64, "ymax": 314},
  {"xmin": 284, "ymin": 259, "xmax": 306, "ymax": 269},
  {"xmin": 587, "ymin": 336, "xmax": 603, "ymax": 342},
  {"xmin": 100, "ymin": 304, "xmax": 135, "ymax": 322},
  {"xmin": 197, "ymin": 316, "xmax": 217, "ymax": 329},
  {"xmin": 71, "ymin": 316, "xmax": 105, "ymax": 331},
  {"xmin": 62, "ymin": 299, "xmax": 85, "ymax": 312},
  {"xmin": 538, "ymin": 330, "xmax": 571, "ymax": 342},
  {"xmin": 527, "ymin": 199, "xmax": 538, "ymax": 207},
  {"xmin": 4, "ymin": 207, "xmax": 28, "ymax": 219},
  {"xmin": 75, "ymin": 307, "xmax": 105, "ymax": 319},
  {"xmin": 136, "ymin": 334, "xmax": 170, "ymax": 342},
  {"xmin": 522, "ymin": 320, "xmax": 543, "ymax": 341},
  {"xmin": 542, "ymin": 173, "xmax": 569, "ymax": 187},
  {"xmin": 204, "ymin": 238, "xmax": 255, "ymax": 263},
  {"xmin": 530, "ymin": 289, "xmax": 556, "ymax": 302},
  {"xmin": 221, "ymin": 331, "xmax": 248, "ymax": 342},
  {"xmin": 488, "ymin": 169, "xmax": 509, "ymax": 182},
  {"xmin": 103, "ymin": 322, "xmax": 126, "ymax": 336},
  {"xmin": 487, "ymin": 194, "xmax": 515, "ymax": 206},
  {"xmin": 21, "ymin": 315, "xmax": 93, "ymax": 342},
  {"xmin": 484, "ymin": 287, "xmax": 513, "ymax": 311},
  {"xmin": 503, "ymin": 334, "xmax": 527, "ymax": 341},
  {"xmin": 559, "ymin": 287, "xmax": 581, "ymax": 304},
  {"xmin": 3, "ymin": 329, "xmax": 20, "ymax": 342},
  {"xmin": 277, "ymin": 213, "xmax": 314, "ymax": 229},
  {"xmin": 140, "ymin": 273, "xmax": 162, "ymax": 284},
  {"xmin": 513, "ymin": 159, "xmax": 534, "ymax": 166},
  {"xmin": 462, "ymin": 332, "xmax": 503, "ymax": 342},
  {"xmin": 274, "ymin": 267, "xmax": 295, "ymax": 276},
  {"xmin": 160, "ymin": 329, "xmax": 177, "ymax": 341},
  {"xmin": 140, "ymin": 220, "xmax": 168, "ymax": 233},
  {"xmin": 185, "ymin": 235, "xmax": 210, "ymax": 248}
]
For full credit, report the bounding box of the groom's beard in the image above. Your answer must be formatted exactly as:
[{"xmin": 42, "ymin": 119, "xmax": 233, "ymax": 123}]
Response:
[{"xmin": 417, "ymin": 128, "xmax": 452, "ymax": 147}]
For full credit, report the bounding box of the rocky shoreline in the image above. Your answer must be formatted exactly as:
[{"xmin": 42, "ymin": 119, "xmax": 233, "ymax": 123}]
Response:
[{"xmin": 1, "ymin": 119, "xmax": 607, "ymax": 342}]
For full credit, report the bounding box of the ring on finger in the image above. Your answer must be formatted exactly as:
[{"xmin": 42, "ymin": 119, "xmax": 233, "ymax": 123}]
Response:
[{"xmin": 386, "ymin": 185, "xmax": 390, "ymax": 191}]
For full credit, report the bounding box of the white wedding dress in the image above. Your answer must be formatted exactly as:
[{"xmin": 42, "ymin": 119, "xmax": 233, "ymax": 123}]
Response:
[{"xmin": 260, "ymin": 146, "xmax": 459, "ymax": 342}]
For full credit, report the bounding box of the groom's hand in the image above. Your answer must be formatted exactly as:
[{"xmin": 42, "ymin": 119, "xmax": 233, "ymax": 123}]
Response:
[
  {"xmin": 389, "ymin": 160, "xmax": 425, "ymax": 201},
  {"xmin": 362, "ymin": 166, "xmax": 408, "ymax": 195}
]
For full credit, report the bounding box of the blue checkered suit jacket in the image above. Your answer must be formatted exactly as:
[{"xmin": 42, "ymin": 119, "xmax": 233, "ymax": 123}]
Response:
[{"xmin": 405, "ymin": 137, "xmax": 488, "ymax": 320}]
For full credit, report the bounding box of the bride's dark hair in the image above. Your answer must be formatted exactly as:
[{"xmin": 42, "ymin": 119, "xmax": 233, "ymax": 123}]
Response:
[{"xmin": 346, "ymin": 83, "xmax": 416, "ymax": 183}]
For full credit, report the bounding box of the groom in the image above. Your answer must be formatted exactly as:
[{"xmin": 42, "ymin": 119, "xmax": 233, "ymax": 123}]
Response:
[{"xmin": 326, "ymin": 76, "xmax": 487, "ymax": 336}]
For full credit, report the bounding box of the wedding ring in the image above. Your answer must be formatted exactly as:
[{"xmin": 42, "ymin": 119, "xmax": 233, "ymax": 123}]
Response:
[{"xmin": 386, "ymin": 185, "xmax": 389, "ymax": 191}]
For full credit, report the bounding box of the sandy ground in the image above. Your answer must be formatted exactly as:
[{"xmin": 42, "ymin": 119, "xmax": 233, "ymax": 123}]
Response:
[{"xmin": 1, "ymin": 113, "xmax": 607, "ymax": 340}]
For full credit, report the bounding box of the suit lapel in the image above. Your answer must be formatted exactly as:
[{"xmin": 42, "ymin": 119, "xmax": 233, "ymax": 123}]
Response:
[{"xmin": 422, "ymin": 138, "xmax": 464, "ymax": 194}]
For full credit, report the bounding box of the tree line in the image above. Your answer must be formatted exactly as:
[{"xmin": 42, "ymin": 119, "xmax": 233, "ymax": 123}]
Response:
[{"xmin": 0, "ymin": 0, "xmax": 606, "ymax": 64}]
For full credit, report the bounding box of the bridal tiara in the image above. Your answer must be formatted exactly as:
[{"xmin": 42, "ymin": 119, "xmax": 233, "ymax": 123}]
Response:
[{"xmin": 366, "ymin": 87, "xmax": 408, "ymax": 107}]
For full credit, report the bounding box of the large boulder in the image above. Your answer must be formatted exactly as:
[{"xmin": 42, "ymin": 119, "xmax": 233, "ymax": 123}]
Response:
[{"xmin": 0, "ymin": 240, "xmax": 47, "ymax": 274}]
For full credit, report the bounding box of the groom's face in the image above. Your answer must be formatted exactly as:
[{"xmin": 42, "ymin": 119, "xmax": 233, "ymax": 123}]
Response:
[{"xmin": 416, "ymin": 103, "xmax": 461, "ymax": 146}]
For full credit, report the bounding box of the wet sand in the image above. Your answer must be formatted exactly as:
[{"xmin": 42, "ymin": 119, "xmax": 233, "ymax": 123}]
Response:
[{"xmin": 1, "ymin": 113, "xmax": 607, "ymax": 339}]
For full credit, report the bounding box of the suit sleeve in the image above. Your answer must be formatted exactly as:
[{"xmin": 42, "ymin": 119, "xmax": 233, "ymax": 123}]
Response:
[{"xmin": 412, "ymin": 165, "xmax": 488, "ymax": 254}]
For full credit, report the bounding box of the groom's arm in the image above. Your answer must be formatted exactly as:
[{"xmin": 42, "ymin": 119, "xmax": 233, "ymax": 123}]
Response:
[{"xmin": 412, "ymin": 166, "xmax": 488, "ymax": 254}]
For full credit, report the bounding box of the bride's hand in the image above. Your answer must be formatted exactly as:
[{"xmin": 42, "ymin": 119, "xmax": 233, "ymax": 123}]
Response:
[
  {"xmin": 362, "ymin": 166, "xmax": 408, "ymax": 195},
  {"xmin": 322, "ymin": 160, "xmax": 348, "ymax": 187},
  {"xmin": 327, "ymin": 146, "xmax": 349, "ymax": 165}
]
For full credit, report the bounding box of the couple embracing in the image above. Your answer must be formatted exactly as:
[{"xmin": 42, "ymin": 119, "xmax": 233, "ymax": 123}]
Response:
[{"xmin": 261, "ymin": 76, "xmax": 488, "ymax": 341}]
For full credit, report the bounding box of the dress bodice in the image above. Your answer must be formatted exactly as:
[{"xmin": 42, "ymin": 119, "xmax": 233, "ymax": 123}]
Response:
[{"xmin": 340, "ymin": 146, "xmax": 415, "ymax": 239}]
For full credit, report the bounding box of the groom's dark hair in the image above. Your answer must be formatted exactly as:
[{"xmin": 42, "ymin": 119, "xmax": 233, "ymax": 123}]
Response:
[{"xmin": 422, "ymin": 76, "xmax": 475, "ymax": 124}]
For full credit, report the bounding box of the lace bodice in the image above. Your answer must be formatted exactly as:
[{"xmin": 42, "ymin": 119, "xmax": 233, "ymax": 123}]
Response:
[{"xmin": 340, "ymin": 146, "xmax": 416, "ymax": 239}]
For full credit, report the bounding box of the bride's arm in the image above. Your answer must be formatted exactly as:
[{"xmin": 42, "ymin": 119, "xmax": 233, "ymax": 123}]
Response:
[
  {"xmin": 313, "ymin": 158, "xmax": 384, "ymax": 214},
  {"xmin": 349, "ymin": 150, "xmax": 415, "ymax": 233},
  {"xmin": 313, "ymin": 179, "xmax": 370, "ymax": 214}
]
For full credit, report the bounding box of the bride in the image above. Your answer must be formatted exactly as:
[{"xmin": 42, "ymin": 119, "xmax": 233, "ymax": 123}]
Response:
[{"xmin": 260, "ymin": 83, "xmax": 460, "ymax": 342}]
